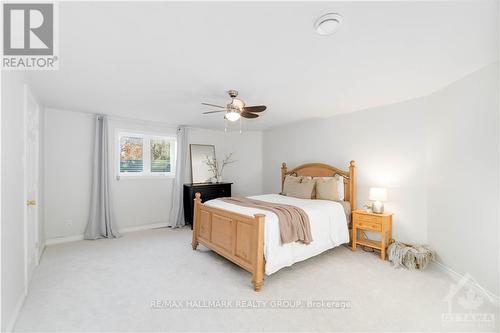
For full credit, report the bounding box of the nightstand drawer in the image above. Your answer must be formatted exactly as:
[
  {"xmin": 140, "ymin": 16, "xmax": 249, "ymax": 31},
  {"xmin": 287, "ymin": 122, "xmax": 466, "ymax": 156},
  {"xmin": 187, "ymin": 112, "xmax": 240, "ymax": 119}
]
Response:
[
  {"xmin": 354, "ymin": 220, "xmax": 381, "ymax": 231},
  {"xmin": 351, "ymin": 209, "xmax": 393, "ymax": 260},
  {"xmin": 355, "ymin": 214, "xmax": 378, "ymax": 223}
]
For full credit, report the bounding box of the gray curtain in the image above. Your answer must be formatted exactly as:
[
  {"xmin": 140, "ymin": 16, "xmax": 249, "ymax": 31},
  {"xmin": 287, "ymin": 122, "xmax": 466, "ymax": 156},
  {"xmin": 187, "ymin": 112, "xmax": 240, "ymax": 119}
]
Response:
[
  {"xmin": 84, "ymin": 115, "xmax": 121, "ymax": 239},
  {"xmin": 168, "ymin": 126, "xmax": 188, "ymax": 228}
]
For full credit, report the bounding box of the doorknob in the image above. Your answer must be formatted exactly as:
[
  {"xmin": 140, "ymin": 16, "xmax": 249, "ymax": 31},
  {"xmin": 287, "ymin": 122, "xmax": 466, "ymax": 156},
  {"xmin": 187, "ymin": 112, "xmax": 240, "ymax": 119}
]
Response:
[{"xmin": 26, "ymin": 200, "xmax": 36, "ymax": 206}]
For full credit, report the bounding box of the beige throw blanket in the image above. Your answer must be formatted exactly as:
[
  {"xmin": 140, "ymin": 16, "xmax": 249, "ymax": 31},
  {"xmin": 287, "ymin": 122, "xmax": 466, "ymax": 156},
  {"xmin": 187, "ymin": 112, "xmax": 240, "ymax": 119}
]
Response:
[{"xmin": 218, "ymin": 197, "xmax": 312, "ymax": 245}]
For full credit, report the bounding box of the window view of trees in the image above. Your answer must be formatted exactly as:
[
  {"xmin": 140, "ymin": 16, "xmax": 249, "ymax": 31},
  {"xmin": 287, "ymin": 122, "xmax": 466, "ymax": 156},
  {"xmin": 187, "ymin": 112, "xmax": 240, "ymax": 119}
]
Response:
[
  {"xmin": 150, "ymin": 139, "xmax": 170, "ymax": 172},
  {"xmin": 118, "ymin": 133, "xmax": 174, "ymax": 176},
  {"xmin": 120, "ymin": 136, "xmax": 144, "ymax": 172}
]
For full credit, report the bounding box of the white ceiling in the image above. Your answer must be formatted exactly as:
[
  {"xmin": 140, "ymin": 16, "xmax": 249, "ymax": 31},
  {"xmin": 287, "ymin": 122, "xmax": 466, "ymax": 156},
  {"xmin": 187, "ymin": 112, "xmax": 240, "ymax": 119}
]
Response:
[{"xmin": 27, "ymin": 1, "xmax": 499, "ymax": 130}]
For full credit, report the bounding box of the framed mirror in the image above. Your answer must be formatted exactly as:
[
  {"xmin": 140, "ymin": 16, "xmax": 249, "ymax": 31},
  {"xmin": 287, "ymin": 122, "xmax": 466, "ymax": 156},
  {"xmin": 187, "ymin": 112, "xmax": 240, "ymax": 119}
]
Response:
[{"xmin": 190, "ymin": 144, "xmax": 216, "ymax": 183}]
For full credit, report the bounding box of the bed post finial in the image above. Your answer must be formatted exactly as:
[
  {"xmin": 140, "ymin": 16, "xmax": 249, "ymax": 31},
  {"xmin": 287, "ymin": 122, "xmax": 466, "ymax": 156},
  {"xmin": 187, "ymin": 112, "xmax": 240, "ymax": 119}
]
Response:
[
  {"xmin": 349, "ymin": 161, "xmax": 356, "ymax": 210},
  {"xmin": 281, "ymin": 162, "xmax": 288, "ymax": 192}
]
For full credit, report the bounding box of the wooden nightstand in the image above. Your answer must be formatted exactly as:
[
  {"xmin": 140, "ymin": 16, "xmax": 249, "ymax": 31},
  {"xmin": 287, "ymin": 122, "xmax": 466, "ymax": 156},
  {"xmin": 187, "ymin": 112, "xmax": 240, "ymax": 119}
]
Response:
[{"xmin": 351, "ymin": 210, "xmax": 393, "ymax": 260}]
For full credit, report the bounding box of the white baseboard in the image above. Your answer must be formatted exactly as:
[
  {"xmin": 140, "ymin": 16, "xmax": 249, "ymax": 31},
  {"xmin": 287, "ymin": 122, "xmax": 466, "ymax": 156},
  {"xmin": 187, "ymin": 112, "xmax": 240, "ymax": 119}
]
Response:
[
  {"xmin": 5, "ymin": 290, "xmax": 27, "ymax": 332},
  {"xmin": 45, "ymin": 222, "xmax": 169, "ymax": 246},
  {"xmin": 38, "ymin": 242, "xmax": 46, "ymax": 262},
  {"xmin": 119, "ymin": 222, "xmax": 168, "ymax": 234},
  {"xmin": 432, "ymin": 259, "xmax": 499, "ymax": 305},
  {"xmin": 45, "ymin": 234, "xmax": 84, "ymax": 246}
]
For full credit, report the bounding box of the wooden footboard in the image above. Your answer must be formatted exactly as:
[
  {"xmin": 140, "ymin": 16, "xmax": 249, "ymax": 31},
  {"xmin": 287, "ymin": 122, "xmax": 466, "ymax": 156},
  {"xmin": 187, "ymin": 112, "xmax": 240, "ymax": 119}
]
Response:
[
  {"xmin": 191, "ymin": 193, "xmax": 266, "ymax": 291},
  {"xmin": 191, "ymin": 161, "xmax": 356, "ymax": 291}
]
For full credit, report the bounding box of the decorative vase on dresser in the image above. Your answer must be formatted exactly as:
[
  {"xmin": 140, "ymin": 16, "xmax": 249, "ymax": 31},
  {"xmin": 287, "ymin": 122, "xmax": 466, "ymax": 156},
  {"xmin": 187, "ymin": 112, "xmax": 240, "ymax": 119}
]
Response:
[{"xmin": 183, "ymin": 182, "xmax": 232, "ymax": 229}]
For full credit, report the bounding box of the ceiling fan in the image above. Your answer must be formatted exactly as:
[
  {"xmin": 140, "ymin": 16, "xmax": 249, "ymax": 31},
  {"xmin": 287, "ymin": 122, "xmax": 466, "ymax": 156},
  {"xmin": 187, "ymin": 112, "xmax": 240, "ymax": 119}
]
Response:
[{"xmin": 201, "ymin": 90, "xmax": 267, "ymax": 122}]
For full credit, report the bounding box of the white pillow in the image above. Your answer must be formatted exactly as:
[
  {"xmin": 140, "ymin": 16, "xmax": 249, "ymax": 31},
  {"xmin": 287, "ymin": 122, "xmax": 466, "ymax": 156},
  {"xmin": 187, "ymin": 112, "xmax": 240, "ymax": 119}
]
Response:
[
  {"xmin": 283, "ymin": 175, "xmax": 302, "ymax": 194},
  {"xmin": 312, "ymin": 175, "xmax": 345, "ymax": 201},
  {"xmin": 284, "ymin": 181, "xmax": 315, "ymax": 199},
  {"xmin": 315, "ymin": 177, "xmax": 340, "ymax": 201}
]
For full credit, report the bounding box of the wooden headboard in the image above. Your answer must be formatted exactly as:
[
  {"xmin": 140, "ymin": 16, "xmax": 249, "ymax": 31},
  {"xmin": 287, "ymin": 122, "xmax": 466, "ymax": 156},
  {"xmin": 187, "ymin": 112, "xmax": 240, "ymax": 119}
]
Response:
[{"xmin": 281, "ymin": 161, "xmax": 357, "ymax": 210}]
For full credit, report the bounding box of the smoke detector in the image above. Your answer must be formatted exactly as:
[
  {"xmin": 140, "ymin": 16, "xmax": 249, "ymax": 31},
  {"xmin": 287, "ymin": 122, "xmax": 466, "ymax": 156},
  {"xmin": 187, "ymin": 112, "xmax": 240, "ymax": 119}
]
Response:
[{"xmin": 314, "ymin": 13, "xmax": 343, "ymax": 36}]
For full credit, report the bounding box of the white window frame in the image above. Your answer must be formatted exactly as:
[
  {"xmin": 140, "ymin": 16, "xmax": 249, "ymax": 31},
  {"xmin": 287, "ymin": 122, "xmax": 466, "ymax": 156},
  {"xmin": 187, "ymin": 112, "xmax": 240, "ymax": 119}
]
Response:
[{"xmin": 116, "ymin": 129, "xmax": 176, "ymax": 179}]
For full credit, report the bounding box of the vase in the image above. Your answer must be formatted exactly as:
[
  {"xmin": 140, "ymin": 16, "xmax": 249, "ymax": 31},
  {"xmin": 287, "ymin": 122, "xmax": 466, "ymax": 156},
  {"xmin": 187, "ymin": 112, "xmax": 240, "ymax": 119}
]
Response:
[{"xmin": 372, "ymin": 201, "xmax": 384, "ymax": 214}]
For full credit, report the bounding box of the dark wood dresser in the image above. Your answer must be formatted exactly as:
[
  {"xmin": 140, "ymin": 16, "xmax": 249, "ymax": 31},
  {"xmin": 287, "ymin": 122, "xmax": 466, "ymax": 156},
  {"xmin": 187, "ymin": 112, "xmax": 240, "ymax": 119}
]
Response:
[{"xmin": 183, "ymin": 182, "xmax": 232, "ymax": 228}]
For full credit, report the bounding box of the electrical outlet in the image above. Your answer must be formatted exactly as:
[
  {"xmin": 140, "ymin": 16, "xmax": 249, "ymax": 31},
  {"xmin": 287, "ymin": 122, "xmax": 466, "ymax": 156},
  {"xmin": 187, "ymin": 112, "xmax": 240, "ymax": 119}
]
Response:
[{"xmin": 64, "ymin": 220, "xmax": 72, "ymax": 228}]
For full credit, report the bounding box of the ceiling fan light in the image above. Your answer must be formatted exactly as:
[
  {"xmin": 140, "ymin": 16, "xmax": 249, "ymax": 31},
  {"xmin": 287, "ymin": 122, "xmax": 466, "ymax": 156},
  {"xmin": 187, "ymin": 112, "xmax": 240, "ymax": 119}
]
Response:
[{"xmin": 225, "ymin": 111, "xmax": 241, "ymax": 122}]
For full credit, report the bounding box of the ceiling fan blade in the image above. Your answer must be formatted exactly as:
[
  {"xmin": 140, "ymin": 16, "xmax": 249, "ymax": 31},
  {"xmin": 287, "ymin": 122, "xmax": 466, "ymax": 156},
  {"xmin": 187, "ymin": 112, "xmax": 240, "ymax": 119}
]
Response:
[
  {"xmin": 201, "ymin": 102, "xmax": 226, "ymax": 109},
  {"xmin": 241, "ymin": 112, "xmax": 259, "ymax": 119},
  {"xmin": 243, "ymin": 105, "xmax": 267, "ymax": 113},
  {"xmin": 202, "ymin": 110, "xmax": 226, "ymax": 114}
]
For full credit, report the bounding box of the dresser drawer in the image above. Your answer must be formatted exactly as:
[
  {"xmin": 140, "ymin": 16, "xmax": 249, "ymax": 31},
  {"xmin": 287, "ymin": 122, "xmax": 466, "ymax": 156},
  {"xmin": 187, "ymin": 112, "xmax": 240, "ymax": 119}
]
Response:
[
  {"xmin": 183, "ymin": 183, "xmax": 233, "ymax": 228},
  {"xmin": 354, "ymin": 219, "xmax": 381, "ymax": 231},
  {"xmin": 198, "ymin": 187, "xmax": 230, "ymax": 202},
  {"xmin": 218, "ymin": 186, "xmax": 230, "ymax": 196}
]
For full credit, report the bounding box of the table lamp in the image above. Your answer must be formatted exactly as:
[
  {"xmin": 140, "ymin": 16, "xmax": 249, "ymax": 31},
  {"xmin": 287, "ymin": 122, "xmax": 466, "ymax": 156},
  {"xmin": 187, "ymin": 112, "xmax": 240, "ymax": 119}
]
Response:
[{"xmin": 369, "ymin": 187, "xmax": 387, "ymax": 214}]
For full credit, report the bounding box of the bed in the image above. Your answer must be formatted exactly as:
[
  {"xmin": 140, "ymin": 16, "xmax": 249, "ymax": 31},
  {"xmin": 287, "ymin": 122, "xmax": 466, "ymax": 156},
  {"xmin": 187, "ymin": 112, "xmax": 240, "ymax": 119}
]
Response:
[{"xmin": 191, "ymin": 161, "xmax": 357, "ymax": 291}]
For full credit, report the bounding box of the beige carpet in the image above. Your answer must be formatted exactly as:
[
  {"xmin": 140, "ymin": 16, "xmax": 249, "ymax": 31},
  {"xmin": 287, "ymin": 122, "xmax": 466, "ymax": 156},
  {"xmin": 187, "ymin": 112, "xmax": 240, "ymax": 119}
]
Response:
[{"xmin": 14, "ymin": 228, "xmax": 498, "ymax": 332}]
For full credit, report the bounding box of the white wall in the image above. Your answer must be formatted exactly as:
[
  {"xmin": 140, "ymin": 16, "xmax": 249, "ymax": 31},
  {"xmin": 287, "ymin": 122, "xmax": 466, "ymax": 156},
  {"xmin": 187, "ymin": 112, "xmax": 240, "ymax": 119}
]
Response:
[
  {"xmin": 43, "ymin": 109, "xmax": 263, "ymax": 240},
  {"xmin": 426, "ymin": 63, "xmax": 499, "ymax": 295},
  {"xmin": 44, "ymin": 109, "xmax": 178, "ymax": 239},
  {"xmin": 44, "ymin": 109, "xmax": 94, "ymax": 239},
  {"xmin": 107, "ymin": 117, "xmax": 178, "ymax": 230},
  {"xmin": 263, "ymin": 63, "xmax": 499, "ymax": 295},
  {"xmin": 0, "ymin": 73, "xmax": 46, "ymax": 331},
  {"xmin": 263, "ymin": 97, "xmax": 428, "ymax": 244},
  {"xmin": 188, "ymin": 127, "xmax": 263, "ymax": 197}
]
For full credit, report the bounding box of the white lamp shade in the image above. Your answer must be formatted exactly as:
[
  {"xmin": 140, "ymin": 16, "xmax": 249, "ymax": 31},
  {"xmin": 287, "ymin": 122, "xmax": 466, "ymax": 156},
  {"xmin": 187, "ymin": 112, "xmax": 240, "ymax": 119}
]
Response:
[{"xmin": 369, "ymin": 187, "xmax": 387, "ymax": 201}]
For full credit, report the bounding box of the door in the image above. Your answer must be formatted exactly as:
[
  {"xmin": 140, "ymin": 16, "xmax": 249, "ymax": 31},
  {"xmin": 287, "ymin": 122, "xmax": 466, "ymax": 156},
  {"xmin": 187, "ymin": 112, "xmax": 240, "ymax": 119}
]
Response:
[{"xmin": 24, "ymin": 85, "xmax": 40, "ymax": 287}]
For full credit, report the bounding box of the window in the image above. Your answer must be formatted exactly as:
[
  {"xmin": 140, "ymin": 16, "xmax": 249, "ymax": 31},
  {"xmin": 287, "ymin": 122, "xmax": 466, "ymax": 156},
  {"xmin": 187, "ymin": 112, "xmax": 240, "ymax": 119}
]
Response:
[
  {"xmin": 117, "ymin": 131, "xmax": 176, "ymax": 177},
  {"xmin": 120, "ymin": 136, "xmax": 144, "ymax": 173},
  {"xmin": 150, "ymin": 138, "xmax": 171, "ymax": 173}
]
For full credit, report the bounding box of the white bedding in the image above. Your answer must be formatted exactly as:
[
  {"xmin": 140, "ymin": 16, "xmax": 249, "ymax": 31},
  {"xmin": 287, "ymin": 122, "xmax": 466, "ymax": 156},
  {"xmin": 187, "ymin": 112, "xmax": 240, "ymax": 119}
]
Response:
[{"xmin": 204, "ymin": 194, "xmax": 349, "ymax": 275}]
